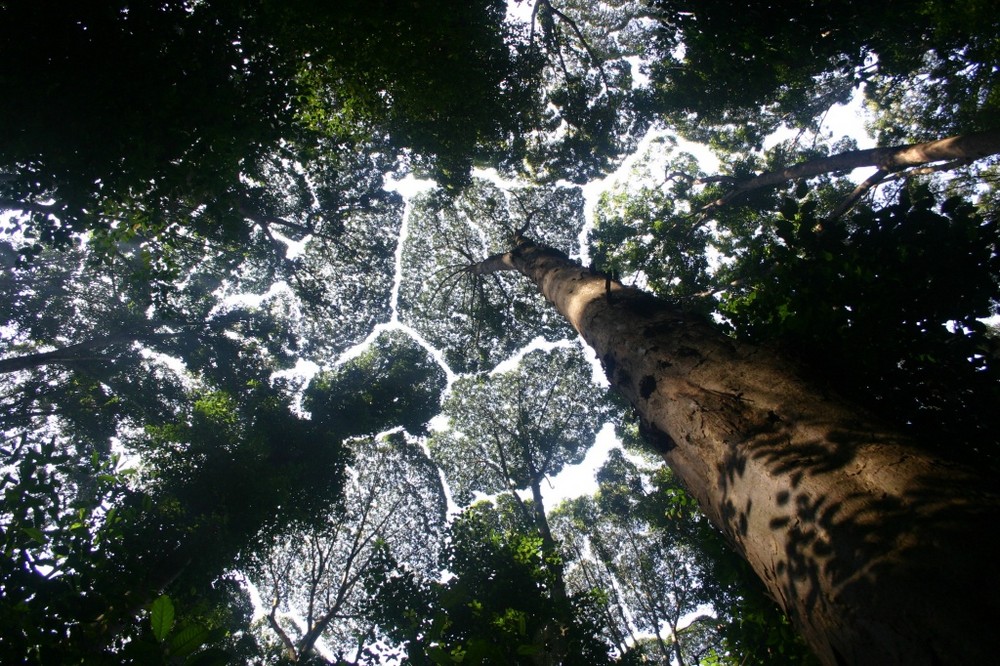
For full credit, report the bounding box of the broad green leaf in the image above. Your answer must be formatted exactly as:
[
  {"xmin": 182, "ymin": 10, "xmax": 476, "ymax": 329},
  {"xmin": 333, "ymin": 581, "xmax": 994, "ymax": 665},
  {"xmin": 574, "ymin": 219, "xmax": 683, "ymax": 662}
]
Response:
[
  {"xmin": 169, "ymin": 623, "xmax": 210, "ymax": 658},
  {"xmin": 150, "ymin": 595, "xmax": 175, "ymax": 642}
]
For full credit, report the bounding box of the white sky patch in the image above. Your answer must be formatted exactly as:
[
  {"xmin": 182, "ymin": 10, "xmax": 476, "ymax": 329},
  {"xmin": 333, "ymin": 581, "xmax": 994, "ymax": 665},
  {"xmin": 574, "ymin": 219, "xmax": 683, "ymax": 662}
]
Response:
[
  {"xmin": 473, "ymin": 166, "xmax": 522, "ymax": 192},
  {"xmin": 625, "ymin": 55, "xmax": 650, "ymax": 87},
  {"xmin": 384, "ymin": 173, "xmax": 436, "ymax": 199},
  {"xmin": 137, "ymin": 346, "xmax": 191, "ymax": 384},
  {"xmin": 579, "ymin": 335, "xmax": 610, "ymax": 386},
  {"xmin": 268, "ymin": 226, "xmax": 308, "ymax": 260},
  {"xmin": 506, "ymin": 0, "xmax": 534, "ymax": 25},
  {"xmin": 822, "ymin": 88, "xmax": 876, "ymax": 150},
  {"xmin": 0, "ymin": 323, "xmax": 19, "ymax": 345},
  {"xmin": 822, "ymin": 86, "xmax": 880, "ymax": 184},
  {"xmin": 489, "ymin": 336, "xmax": 574, "ymax": 374},
  {"xmin": 215, "ymin": 280, "xmax": 293, "ymax": 312},
  {"xmin": 271, "ymin": 357, "xmax": 320, "ymax": 386},
  {"xmin": 541, "ymin": 423, "xmax": 620, "ymax": 510}
]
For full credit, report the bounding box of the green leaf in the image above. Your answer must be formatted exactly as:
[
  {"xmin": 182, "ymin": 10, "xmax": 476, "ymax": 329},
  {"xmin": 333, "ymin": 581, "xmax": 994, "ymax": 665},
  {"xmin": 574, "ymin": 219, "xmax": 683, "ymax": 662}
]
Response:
[
  {"xmin": 185, "ymin": 647, "xmax": 232, "ymax": 666},
  {"xmin": 21, "ymin": 527, "xmax": 47, "ymax": 545},
  {"xmin": 169, "ymin": 623, "xmax": 210, "ymax": 658},
  {"xmin": 150, "ymin": 595, "xmax": 175, "ymax": 642}
]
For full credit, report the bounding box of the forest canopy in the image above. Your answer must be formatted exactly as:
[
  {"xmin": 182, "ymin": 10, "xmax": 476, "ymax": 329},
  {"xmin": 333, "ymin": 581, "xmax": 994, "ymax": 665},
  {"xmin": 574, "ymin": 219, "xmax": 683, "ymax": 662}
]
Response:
[{"xmin": 1, "ymin": 0, "xmax": 998, "ymax": 664}]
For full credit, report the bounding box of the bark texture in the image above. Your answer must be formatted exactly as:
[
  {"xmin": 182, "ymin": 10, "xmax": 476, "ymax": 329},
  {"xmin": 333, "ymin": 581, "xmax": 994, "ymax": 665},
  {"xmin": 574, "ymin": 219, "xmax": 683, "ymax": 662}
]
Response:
[{"xmin": 484, "ymin": 237, "xmax": 1000, "ymax": 666}]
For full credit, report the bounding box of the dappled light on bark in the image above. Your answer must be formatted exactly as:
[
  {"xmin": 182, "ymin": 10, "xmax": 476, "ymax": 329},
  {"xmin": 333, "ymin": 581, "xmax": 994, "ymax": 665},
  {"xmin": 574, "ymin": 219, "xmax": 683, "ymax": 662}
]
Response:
[{"xmin": 480, "ymin": 235, "xmax": 1000, "ymax": 665}]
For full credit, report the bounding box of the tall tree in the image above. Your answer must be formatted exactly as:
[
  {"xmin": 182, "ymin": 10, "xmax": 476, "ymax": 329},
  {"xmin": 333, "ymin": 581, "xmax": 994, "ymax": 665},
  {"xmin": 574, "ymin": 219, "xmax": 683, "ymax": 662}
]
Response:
[
  {"xmin": 248, "ymin": 434, "xmax": 446, "ymax": 663},
  {"xmin": 468, "ymin": 231, "xmax": 1000, "ymax": 664},
  {"xmin": 429, "ymin": 344, "xmax": 612, "ymax": 663},
  {"xmin": 368, "ymin": 496, "xmax": 615, "ymax": 666}
]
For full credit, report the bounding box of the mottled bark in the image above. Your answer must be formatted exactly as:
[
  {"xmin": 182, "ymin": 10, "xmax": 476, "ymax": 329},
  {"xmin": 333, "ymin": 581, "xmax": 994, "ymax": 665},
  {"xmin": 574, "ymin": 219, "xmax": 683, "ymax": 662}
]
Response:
[{"xmin": 477, "ymin": 236, "xmax": 1000, "ymax": 666}]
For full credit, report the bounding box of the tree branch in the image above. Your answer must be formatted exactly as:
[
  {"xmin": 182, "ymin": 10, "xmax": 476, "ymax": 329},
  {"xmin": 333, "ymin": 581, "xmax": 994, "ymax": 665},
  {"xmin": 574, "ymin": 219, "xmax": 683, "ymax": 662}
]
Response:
[
  {"xmin": 541, "ymin": 0, "xmax": 611, "ymax": 92},
  {"xmin": 465, "ymin": 251, "xmax": 518, "ymax": 275},
  {"xmin": 826, "ymin": 169, "xmax": 888, "ymax": 222},
  {"xmin": 699, "ymin": 128, "xmax": 1000, "ymax": 214},
  {"xmin": 0, "ymin": 331, "xmax": 186, "ymax": 374}
]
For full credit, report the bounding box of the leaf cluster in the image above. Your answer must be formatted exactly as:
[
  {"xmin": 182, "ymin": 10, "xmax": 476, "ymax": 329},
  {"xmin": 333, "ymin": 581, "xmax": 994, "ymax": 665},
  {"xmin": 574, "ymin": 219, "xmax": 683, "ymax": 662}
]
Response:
[
  {"xmin": 718, "ymin": 184, "xmax": 1000, "ymax": 462},
  {"xmin": 367, "ymin": 498, "xmax": 614, "ymax": 665}
]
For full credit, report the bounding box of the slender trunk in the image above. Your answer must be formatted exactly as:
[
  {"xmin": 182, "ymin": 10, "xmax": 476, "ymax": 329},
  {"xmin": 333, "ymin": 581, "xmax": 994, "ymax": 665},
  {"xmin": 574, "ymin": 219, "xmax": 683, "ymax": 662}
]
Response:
[
  {"xmin": 478, "ymin": 237, "xmax": 1000, "ymax": 666},
  {"xmin": 0, "ymin": 331, "xmax": 182, "ymax": 374},
  {"xmin": 528, "ymin": 476, "xmax": 570, "ymax": 666},
  {"xmin": 705, "ymin": 128, "xmax": 1000, "ymax": 210}
]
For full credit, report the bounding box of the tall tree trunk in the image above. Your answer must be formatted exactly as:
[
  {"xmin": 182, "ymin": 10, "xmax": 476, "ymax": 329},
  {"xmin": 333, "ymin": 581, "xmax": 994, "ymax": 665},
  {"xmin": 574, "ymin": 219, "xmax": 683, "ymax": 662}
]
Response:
[
  {"xmin": 473, "ymin": 236, "xmax": 1000, "ymax": 666},
  {"xmin": 528, "ymin": 476, "xmax": 571, "ymax": 666}
]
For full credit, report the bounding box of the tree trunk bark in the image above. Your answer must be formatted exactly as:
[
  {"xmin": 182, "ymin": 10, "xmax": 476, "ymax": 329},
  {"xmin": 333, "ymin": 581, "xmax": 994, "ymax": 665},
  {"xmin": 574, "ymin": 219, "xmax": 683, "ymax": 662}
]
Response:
[{"xmin": 478, "ymin": 236, "xmax": 1000, "ymax": 666}]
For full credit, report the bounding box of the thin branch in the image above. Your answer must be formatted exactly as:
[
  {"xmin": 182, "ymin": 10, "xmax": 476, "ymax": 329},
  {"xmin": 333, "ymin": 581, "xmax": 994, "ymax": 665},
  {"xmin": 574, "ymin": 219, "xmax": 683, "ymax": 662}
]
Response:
[
  {"xmin": 267, "ymin": 605, "xmax": 299, "ymax": 661},
  {"xmin": 692, "ymin": 174, "xmax": 736, "ymax": 186},
  {"xmin": 466, "ymin": 251, "xmax": 518, "ymax": 276},
  {"xmin": 0, "ymin": 330, "xmax": 187, "ymax": 374},
  {"xmin": 881, "ymin": 157, "xmax": 976, "ymax": 182},
  {"xmin": 826, "ymin": 169, "xmax": 888, "ymax": 222},
  {"xmin": 541, "ymin": 0, "xmax": 612, "ymax": 92},
  {"xmin": 828, "ymin": 157, "xmax": 975, "ymax": 221}
]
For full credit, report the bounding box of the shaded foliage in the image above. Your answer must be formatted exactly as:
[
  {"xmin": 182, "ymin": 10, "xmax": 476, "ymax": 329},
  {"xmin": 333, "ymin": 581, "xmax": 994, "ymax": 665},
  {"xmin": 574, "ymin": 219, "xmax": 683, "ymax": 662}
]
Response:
[
  {"xmin": 646, "ymin": 0, "xmax": 1000, "ymax": 147},
  {"xmin": 305, "ymin": 330, "xmax": 447, "ymax": 438},
  {"xmin": 0, "ymin": 0, "xmax": 541, "ymax": 249},
  {"xmin": 368, "ymin": 497, "xmax": 614, "ymax": 665},
  {"xmin": 717, "ymin": 184, "xmax": 1000, "ymax": 463}
]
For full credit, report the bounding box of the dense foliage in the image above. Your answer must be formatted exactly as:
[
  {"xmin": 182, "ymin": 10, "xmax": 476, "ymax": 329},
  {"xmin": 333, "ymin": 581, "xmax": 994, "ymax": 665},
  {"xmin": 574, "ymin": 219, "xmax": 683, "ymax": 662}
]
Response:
[{"xmin": 2, "ymin": 0, "xmax": 997, "ymax": 663}]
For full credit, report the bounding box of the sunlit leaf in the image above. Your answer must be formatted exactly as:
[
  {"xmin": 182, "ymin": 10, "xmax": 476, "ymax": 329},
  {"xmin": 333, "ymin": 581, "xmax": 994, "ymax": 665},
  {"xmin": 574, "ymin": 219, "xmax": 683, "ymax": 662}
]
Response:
[{"xmin": 149, "ymin": 595, "xmax": 175, "ymax": 642}]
